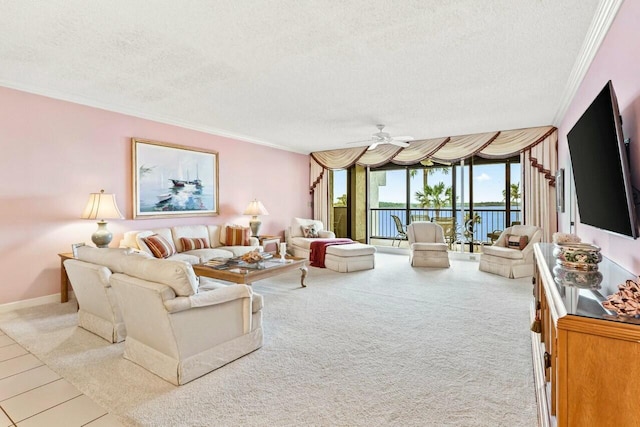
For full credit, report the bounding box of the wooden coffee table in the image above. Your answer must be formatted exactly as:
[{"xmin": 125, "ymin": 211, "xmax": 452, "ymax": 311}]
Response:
[{"xmin": 193, "ymin": 255, "xmax": 308, "ymax": 287}]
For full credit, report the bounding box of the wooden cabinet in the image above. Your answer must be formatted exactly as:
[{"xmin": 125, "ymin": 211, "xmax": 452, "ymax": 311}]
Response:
[{"xmin": 532, "ymin": 243, "xmax": 640, "ymax": 427}]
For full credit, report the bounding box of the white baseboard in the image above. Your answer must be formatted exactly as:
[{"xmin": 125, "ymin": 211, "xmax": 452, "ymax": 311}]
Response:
[
  {"xmin": 449, "ymin": 251, "xmax": 480, "ymax": 261},
  {"xmin": 0, "ymin": 292, "xmax": 75, "ymax": 314}
]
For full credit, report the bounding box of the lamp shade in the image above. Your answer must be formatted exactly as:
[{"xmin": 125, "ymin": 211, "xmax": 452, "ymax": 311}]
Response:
[
  {"xmin": 81, "ymin": 190, "xmax": 124, "ymax": 220},
  {"xmin": 243, "ymin": 200, "xmax": 269, "ymax": 216}
]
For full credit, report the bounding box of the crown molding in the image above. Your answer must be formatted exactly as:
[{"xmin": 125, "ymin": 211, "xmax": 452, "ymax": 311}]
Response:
[
  {"xmin": 0, "ymin": 80, "xmax": 310, "ymax": 155},
  {"xmin": 552, "ymin": 0, "xmax": 624, "ymax": 126}
]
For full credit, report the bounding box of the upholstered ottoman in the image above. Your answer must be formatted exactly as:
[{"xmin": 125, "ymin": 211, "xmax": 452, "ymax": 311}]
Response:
[{"xmin": 324, "ymin": 243, "xmax": 376, "ymax": 272}]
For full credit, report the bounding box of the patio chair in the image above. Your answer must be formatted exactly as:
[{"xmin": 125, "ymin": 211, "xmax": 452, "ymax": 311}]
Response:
[
  {"xmin": 391, "ymin": 215, "xmax": 408, "ymax": 247},
  {"xmin": 434, "ymin": 217, "xmax": 457, "ymax": 249}
]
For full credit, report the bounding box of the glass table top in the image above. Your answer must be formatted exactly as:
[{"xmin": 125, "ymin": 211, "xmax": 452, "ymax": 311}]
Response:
[{"xmin": 537, "ymin": 243, "xmax": 638, "ymax": 322}]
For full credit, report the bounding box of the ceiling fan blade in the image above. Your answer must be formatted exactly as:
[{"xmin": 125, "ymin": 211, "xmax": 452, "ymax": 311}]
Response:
[
  {"xmin": 367, "ymin": 142, "xmax": 380, "ymax": 151},
  {"xmin": 389, "ymin": 140, "xmax": 410, "ymax": 148},
  {"xmin": 392, "ymin": 136, "xmax": 414, "ymax": 142},
  {"xmin": 345, "ymin": 139, "xmax": 375, "ymax": 145}
]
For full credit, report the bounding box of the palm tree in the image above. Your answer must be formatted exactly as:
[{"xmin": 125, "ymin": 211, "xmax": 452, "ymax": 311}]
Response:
[
  {"xmin": 335, "ymin": 193, "xmax": 347, "ymax": 206},
  {"xmin": 415, "ymin": 182, "xmax": 452, "ymax": 210},
  {"xmin": 409, "ymin": 165, "xmax": 451, "ymax": 189},
  {"xmin": 502, "ymin": 183, "xmax": 521, "ymax": 206}
]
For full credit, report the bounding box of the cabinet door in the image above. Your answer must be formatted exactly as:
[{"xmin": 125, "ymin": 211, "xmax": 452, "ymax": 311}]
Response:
[{"xmin": 557, "ymin": 317, "xmax": 640, "ymax": 427}]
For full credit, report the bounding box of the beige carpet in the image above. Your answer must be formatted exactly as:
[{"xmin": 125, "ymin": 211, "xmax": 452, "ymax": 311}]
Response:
[{"xmin": 0, "ymin": 253, "xmax": 537, "ymax": 426}]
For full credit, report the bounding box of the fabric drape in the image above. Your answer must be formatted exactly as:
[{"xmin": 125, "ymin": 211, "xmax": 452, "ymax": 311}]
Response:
[
  {"xmin": 310, "ymin": 157, "xmax": 329, "ymax": 226},
  {"xmin": 521, "ymin": 131, "xmax": 558, "ymax": 242},
  {"xmin": 308, "ymin": 126, "xmax": 558, "ymax": 237},
  {"xmin": 311, "ymin": 125, "xmax": 555, "ymax": 169}
]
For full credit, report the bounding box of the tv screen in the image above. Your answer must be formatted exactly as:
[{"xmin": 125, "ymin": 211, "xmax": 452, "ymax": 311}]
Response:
[{"xmin": 567, "ymin": 80, "xmax": 638, "ymax": 239}]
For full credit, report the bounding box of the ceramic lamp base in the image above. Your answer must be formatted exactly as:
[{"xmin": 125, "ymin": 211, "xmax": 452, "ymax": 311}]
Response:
[
  {"xmin": 92, "ymin": 221, "xmax": 113, "ymax": 248},
  {"xmin": 249, "ymin": 216, "xmax": 262, "ymax": 237}
]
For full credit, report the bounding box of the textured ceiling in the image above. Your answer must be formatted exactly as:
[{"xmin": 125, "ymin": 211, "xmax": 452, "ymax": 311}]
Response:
[{"xmin": 0, "ymin": 1, "xmax": 611, "ymax": 153}]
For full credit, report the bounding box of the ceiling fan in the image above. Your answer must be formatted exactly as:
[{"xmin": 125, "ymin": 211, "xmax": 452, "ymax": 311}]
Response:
[{"xmin": 346, "ymin": 124, "xmax": 414, "ymax": 151}]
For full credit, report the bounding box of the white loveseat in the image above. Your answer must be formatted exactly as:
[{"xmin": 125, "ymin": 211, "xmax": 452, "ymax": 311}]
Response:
[
  {"xmin": 120, "ymin": 224, "xmax": 261, "ymax": 264},
  {"xmin": 65, "ymin": 245, "xmax": 263, "ymax": 385},
  {"xmin": 285, "ymin": 218, "xmax": 337, "ymax": 258}
]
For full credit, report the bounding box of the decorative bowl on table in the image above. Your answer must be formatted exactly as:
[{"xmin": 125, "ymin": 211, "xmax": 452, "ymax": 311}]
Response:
[
  {"xmin": 552, "ymin": 265, "xmax": 603, "ymax": 289},
  {"xmin": 553, "ymin": 242, "xmax": 602, "ymax": 271}
]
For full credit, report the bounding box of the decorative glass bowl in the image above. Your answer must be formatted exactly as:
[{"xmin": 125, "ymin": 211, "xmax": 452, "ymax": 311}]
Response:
[
  {"xmin": 553, "ymin": 242, "xmax": 602, "ymax": 271},
  {"xmin": 552, "ymin": 265, "xmax": 603, "ymax": 289}
]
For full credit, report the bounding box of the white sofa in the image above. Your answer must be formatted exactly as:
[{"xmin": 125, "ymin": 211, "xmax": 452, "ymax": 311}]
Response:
[
  {"xmin": 120, "ymin": 224, "xmax": 261, "ymax": 264},
  {"xmin": 67, "ymin": 245, "xmax": 263, "ymax": 385},
  {"xmin": 285, "ymin": 218, "xmax": 337, "ymax": 258}
]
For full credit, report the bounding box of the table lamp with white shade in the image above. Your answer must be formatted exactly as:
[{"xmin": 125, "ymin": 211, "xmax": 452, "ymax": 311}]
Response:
[
  {"xmin": 81, "ymin": 190, "xmax": 124, "ymax": 248},
  {"xmin": 243, "ymin": 199, "xmax": 269, "ymax": 237}
]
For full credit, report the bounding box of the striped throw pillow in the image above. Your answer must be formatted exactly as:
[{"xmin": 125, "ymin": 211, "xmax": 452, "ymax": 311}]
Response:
[
  {"xmin": 506, "ymin": 234, "xmax": 528, "ymax": 250},
  {"xmin": 142, "ymin": 234, "xmax": 176, "ymax": 259},
  {"xmin": 225, "ymin": 226, "xmax": 251, "ymax": 246},
  {"xmin": 180, "ymin": 237, "xmax": 210, "ymax": 251}
]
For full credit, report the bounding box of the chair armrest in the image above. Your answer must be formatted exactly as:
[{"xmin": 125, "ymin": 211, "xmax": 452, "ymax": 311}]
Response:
[
  {"xmin": 318, "ymin": 230, "xmax": 336, "ymax": 238},
  {"xmin": 193, "ymin": 284, "xmax": 252, "ymax": 306},
  {"xmin": 164, "ymin": 284, "xmax": 253, "ymax": 313}
]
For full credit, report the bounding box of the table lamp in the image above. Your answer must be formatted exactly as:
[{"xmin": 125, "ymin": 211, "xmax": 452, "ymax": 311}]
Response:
[
  {"xmin": 243, "ymin": 199, "xmax": 269, "ymax": 237},
  {"xmin": 81, "ymin": 190, "xmax": 124, "ymax": 248}
]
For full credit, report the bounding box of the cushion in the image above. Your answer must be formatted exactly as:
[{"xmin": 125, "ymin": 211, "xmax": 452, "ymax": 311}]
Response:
[
  {"xmin": 225, "ymin": 225, "xmax": 251, "ymax": 246},
  {"xmin": 143, "ymin": 234, "xmax": 177, "ymax": 259},
  {"xmin": 290, "ymin": 218, "xmax": 324, "ymax": 238},
  {"xmin": 180, "ymin": 237, "xmax": 210, "ymax": 251},
  {"xmin": 120, "ymin": 257, "xmax": 198, "ymax": 297},
  {"xmin": 301, "ymin": 224, "xmax": 319, "ymax": 238},
  {"xmin": 75, "ymin": 246, "xmax": 148, "ymax": 273},
  {"xmin": 506, "ymin": 234, "xmax": 528, "ymax": 250}
]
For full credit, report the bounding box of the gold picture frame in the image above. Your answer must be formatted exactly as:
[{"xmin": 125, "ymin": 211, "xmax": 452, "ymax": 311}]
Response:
[{"xmin": 132, "ymin": 138, "xmax": 219, "ymax": 219}]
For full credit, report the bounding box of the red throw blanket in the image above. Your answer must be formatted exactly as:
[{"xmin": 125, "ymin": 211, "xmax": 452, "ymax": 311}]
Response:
[{"xmin": 309, "ymin": 239, "xmax": 355, "ymax": 268}]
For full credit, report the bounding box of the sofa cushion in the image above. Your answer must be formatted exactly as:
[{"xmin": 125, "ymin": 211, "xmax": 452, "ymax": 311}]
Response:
[
  {"xmin": 224, "ymin": 225, "xmax": 251, "ymax": 246},
  {"xmin": 482, "ymin": 245, "xmax": 526, "ymax": 260},
  {"xmin": 166, "ymin": 253, "xmax": 202, "ymax": 265},
  {"xmin": 143, "ymin": 234, "xmax": 177, "ymax": 259},
  {"xmin": 506, "ymin": 234, "xmax": 528, "ymax": 250},
  {"xmin": 183, "ymin": 248, "xmax": 234, "ymax": 263},
  {"xmin": 121, "ymin": 257, "xmax": 198, "ymax": 297},
  {"xmin": 180, "ymin": 237, "xmax": 210, "ymax": 251},
  {"xmin": 75, "ymin": 246, "xmax": 150, "ymax": 273}
]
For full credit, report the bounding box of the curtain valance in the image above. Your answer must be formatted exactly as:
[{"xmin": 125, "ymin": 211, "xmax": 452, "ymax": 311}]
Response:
[{"xmin": 310, "ymin": 125, "xmax": 556, "ymax": 169}]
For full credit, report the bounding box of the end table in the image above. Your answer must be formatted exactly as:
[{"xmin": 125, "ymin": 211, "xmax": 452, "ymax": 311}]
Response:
[
  {"xmin": 258, "ymin": 235, "xmax": 281, "ymax": 254},
  {"xmin": 58, "ymin": 252, "xmax": 74, "ymax": 303}
]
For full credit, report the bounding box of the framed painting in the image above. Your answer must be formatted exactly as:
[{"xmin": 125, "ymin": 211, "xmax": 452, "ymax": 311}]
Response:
[
  {"xmin": 556, "ymin": 168, "xmax": 565, "ymax": 213},
  {"xmin": 132, "ymin": 138, "xmax": 219, "ymax": 219}
]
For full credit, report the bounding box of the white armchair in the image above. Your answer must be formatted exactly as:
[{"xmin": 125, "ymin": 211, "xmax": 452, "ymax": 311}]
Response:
[
  {"xmin": 64, "ymin": 259, "xmax": 127, "ymax": 343},
  {"xmin": 111, "ymin": 258, "xmax": 263, "ymax": 385},
  {"xmin": 407, "ymin": 222, "xmax": 450, "ymax": 268},
  {"xmin": 63, "ymin": 247, "xmax": 148, "ymax": 343},
  {"xmin": 479, "ymin": 224, "xmax": 543, "ymax": 278}
]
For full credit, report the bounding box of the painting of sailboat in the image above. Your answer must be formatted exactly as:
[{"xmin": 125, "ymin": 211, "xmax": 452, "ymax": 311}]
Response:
[{"xmin": 133, "ymin": 138, "xmax": 219, "ymax": 218}]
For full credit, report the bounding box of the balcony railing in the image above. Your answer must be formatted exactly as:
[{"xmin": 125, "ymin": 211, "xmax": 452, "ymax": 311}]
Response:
[{"xmin": 369, "ymin": 207, "xmax": 521, "ymax": 244}]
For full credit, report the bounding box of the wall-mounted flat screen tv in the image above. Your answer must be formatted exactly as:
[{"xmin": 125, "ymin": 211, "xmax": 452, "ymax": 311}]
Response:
[{"xmin": 567, "ymin": 80, "xmax": 638, "ymax": 239}]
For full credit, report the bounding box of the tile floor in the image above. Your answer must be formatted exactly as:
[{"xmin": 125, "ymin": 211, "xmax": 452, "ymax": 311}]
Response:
[{"xmin": 0, "ymin": 329, "xmax": 122, "ymax": 426}]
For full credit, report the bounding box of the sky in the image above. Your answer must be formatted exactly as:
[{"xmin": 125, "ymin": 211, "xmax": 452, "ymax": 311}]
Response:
[{"xmin": 333, "ymin": 163, "xmax": 520, "ymax": 204}]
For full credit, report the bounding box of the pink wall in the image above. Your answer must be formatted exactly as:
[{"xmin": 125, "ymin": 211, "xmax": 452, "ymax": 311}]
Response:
[
  {"xmin": 0, "ymin": 87, "xmax": 310, "ymax": 305},
  {"xmin": 558, "ymin": 1, "xmax": 640, "ymax": 273}
]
